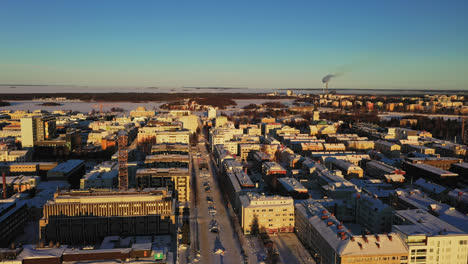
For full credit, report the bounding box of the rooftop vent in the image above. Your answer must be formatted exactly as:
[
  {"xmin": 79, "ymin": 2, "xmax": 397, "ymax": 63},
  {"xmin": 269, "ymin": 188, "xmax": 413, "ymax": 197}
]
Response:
[{"xmin": 362, "ymin": 235, "xmax": 368, "ymax": 243}]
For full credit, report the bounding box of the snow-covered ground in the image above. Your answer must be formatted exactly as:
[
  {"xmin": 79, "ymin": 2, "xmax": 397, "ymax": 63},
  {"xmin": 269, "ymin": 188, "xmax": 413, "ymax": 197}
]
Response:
[
  {"xmin": 188, "ymin": 144, "xmax": 245, "ymax": 264},
  {"xmin": 1, "ymin": 100, "xmax": 165, "ymax": 113},
  {"xmin": 0, "ymin": 98, "xmax": 295, "ymax": 114}
]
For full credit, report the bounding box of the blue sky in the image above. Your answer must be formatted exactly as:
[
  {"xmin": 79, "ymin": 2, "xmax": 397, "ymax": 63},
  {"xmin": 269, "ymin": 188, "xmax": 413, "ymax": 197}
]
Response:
[{"xmin": 0, "ymin": 0, "xmax": 467, "ymax": 89}]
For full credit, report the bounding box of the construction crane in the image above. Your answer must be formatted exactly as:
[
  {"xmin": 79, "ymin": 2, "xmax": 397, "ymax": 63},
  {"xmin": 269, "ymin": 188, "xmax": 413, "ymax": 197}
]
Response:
[{"xmin": 92, "ymin": 103, "xmax": 120, "ymax": 114}]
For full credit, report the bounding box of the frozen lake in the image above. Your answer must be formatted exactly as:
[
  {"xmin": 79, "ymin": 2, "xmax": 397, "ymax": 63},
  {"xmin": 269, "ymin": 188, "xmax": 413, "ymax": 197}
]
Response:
[
  {"xmin": 0, "ymin": 100, "xmax": 165, "ymax": 113},
  {"xmin": 0, "ymin": 99, "xmax": 296, "ymax": 113},
  {"xmin": 1, "ymin": 85, "xmax": 465, "ymax": 95}
]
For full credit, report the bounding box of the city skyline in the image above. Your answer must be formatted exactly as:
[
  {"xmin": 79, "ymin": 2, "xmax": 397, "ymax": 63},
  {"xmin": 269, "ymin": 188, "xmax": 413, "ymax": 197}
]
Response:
[{"xmin": 1, "ymin": 0, "xmax": 467, "ymax": 90}]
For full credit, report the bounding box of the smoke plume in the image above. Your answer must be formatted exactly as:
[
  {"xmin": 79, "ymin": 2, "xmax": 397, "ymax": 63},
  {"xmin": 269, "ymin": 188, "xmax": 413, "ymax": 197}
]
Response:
[{"xmin": 322, "ymin": 74, "xmax": 336, "ymax": 83}]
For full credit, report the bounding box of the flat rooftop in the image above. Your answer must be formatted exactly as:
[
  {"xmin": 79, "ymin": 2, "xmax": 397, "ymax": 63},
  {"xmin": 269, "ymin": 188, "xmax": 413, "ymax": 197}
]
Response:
[{"xmin": 393, "ymin": 209, "xmax": 464, "ymax": 236}]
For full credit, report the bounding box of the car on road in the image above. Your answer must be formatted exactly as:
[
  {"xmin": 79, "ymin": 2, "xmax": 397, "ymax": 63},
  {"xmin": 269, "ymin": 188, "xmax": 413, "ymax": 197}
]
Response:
[
  {"xmin": 209, "ymin": 219, "xmax": 219, "ymax": 233},
  {"xmin": 208, "ymin": 206, "xmax": 217, "ymax": 215},
  {"xmin": 206, "ymin": 196, "xmax": 214, "ymax": 204},
  {"xmin": 204, "ymin": 186, "xmax": 211, "ymax": 193}
]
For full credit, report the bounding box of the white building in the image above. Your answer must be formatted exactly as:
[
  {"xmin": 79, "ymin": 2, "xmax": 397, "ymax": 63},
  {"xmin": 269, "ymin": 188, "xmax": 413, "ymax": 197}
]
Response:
[
  {"xmin": 155, "ymin": 130, "xmax": 190, "ymax": 144},
  {"xmin": 80, "ymin": 161, "xmax": 118, "ymax": 189},
  {"xmin": 393, "ymin": 209, "xmax": 468, "ymax": 264}
]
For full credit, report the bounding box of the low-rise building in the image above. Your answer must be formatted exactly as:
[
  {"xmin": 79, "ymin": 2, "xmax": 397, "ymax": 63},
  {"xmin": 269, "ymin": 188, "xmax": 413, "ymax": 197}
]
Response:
[
  {"xmin": 3, "ymin": 175, "xmax": 40, "ymax": 193},
  {"xmin": 366, "ymin": 160, "xmax": 405, "ymax": 181},
  {"xmin": 47, "ymin": 159, "xmax": 85, "ymax": 188},
  {"xmin": 391, "ymin": 189, "xmax": 468, "ymax": 233},
  {"xmin": 277, "ymin": 177, "xmax": 308, "ymax": 199},
  {"xmin": 374, "ymin": 140, "xmax": 401, "ymax": 157},
  {"xmin": 80, "ymin": 161, "xmax": 118, "ymax": 189},
  {"xmin": 262, "ymin": 162, "xmax": 287, "ymax": 190},
  {"xmin": 129, "ymin": 106, "xmax": 156, "ymax": 118},
  {"xmin": 0, "ymin": 149, "xmax": 32, "ymax": 162},
  {"xmin": 326, "ymin": 158, "xmax": 363, "ymax": 178},
  {"xmin": 402, "ymin": 162, "xmax": 458, "ymax": 185}
]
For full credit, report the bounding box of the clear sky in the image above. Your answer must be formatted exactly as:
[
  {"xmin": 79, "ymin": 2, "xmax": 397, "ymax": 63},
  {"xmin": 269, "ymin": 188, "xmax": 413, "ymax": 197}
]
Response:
[{"xmin": 0, "ymin": 0, "xmax": 467, "ymax": 90}]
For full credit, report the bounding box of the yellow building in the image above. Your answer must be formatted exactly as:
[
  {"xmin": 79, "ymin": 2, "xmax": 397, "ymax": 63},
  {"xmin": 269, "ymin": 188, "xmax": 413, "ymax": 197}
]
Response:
[
  {"xmin": 130, "ymin": 106, "xmax": 155, "ymax": 118},
  {"xmin": 240, "ymin": 193, "xmax": 294, "ymax": 234},
  {"xmin": 135, "ymin": 168, "xmax": 190, "ymax": 202},
  {"xmin": 214, "ymin": 116, "xmax": 228, "ymax": 127}
]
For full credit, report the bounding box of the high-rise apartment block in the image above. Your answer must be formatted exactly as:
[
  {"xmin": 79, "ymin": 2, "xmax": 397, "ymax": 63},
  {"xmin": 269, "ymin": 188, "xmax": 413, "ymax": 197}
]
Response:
[{"xmin": 20, "ymin": 115, "xmax": 57, "ymax": 147}]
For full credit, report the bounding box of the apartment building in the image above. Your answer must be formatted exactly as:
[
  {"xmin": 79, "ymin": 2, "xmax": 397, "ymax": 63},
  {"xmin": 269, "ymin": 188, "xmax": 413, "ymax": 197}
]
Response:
[
  {"xmin": 240, "ymin": 193, "xmax": 294, "ymax": 234},
  {"xmin": 356, "ymin": 193, "xmax": 394, "ymax": 234},
  {"xmin": 375, "ymin": 140, "xmax": 401, "ymax": 157},
  {"xmin": 393, "ymin": 209, "xmax": 468, "ymax": 264},
  {"xmin": 295, "ymin": 199, "xmax": 409, "ymax": 264},
  {"xmin": 135, "ymin": 168, "xmax": 190, "ymax": 202},
  {"xmin": 344, "ymin": 140, "xmax": 375, "ymax": 151},
  {"xmin": 391, "ymin": 189, "xmax": 468, "ymax": 233},
  {"xmin": 155, "ymin": 130, "xmax": 190, "ymax": 144},
  {"xmin": 326, "ymin": 158, "xmax": 364, "ymax": 178},
  {"xmin": 238, "ymin": 143, "xmax": 261, "ymax": 161}
]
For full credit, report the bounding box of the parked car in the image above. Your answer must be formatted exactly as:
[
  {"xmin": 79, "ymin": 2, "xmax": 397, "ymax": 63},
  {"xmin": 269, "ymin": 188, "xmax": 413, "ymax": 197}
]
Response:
[{"xmin": 209, "ymin": 219, "xmax": 219, "ymax": 233}]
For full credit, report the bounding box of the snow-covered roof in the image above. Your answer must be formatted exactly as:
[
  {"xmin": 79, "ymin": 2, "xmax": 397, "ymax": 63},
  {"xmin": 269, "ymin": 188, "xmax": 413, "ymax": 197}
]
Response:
[
  {"xmin": 48, "ymin": 159, "xmax": 84, "ymax": 174},
  {"xmin": 414, "ymin": 178, "xmax": 446, "ymax": 194},
  {"xmin": 296, "ymin": 200, "xmax": 407, "ymax": 257},
  {"xmin": 394, "ymin": 188, "xmax": 468, "ymax": 233},
  {"xmin": 393, "ymin": 209, "xmax": 464, "ymax": 236},
  {"xmin": 278, "ymin": 177, "xmax": 307, "ymax": 193},
  {"xmin": 17, "ymin": 245, "xmax": 67, "ymax": 261},
  {"xmin": 447, "ymin": 189, "xmax": 468, "ymax": 204}
]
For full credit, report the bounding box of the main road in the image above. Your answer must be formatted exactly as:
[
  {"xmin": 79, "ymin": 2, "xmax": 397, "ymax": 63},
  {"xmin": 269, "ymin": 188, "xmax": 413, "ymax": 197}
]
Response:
[{"xmin": 189, "ymin": 142, "xmax": 246, "ymax": 263}]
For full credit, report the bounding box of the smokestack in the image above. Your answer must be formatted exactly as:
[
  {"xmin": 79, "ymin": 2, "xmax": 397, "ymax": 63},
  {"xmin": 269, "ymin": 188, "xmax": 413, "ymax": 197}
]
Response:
[
  {"xmin": 2, "ymin": 172, "xmax": 6, "ymax": 199},
  {"xmin": 322, "ymin": 74, "xmax": 336, "ymax": 95}
]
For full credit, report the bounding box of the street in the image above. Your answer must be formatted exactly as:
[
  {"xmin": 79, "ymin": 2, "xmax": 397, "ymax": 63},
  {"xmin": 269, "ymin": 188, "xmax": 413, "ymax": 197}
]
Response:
[{"xmin": 186, "ymin": 142, "xmax": 244, "ymax": 263}]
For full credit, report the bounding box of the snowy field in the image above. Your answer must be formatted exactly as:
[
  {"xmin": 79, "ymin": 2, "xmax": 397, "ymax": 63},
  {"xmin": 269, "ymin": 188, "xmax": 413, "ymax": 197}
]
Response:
[
  {"xmin": 0, "ymin": 100, "xmax": 165, "ymax": 113},
  {"xmin": 0, "ymin": 99, "xmax": 296, "ymax": 113}
]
